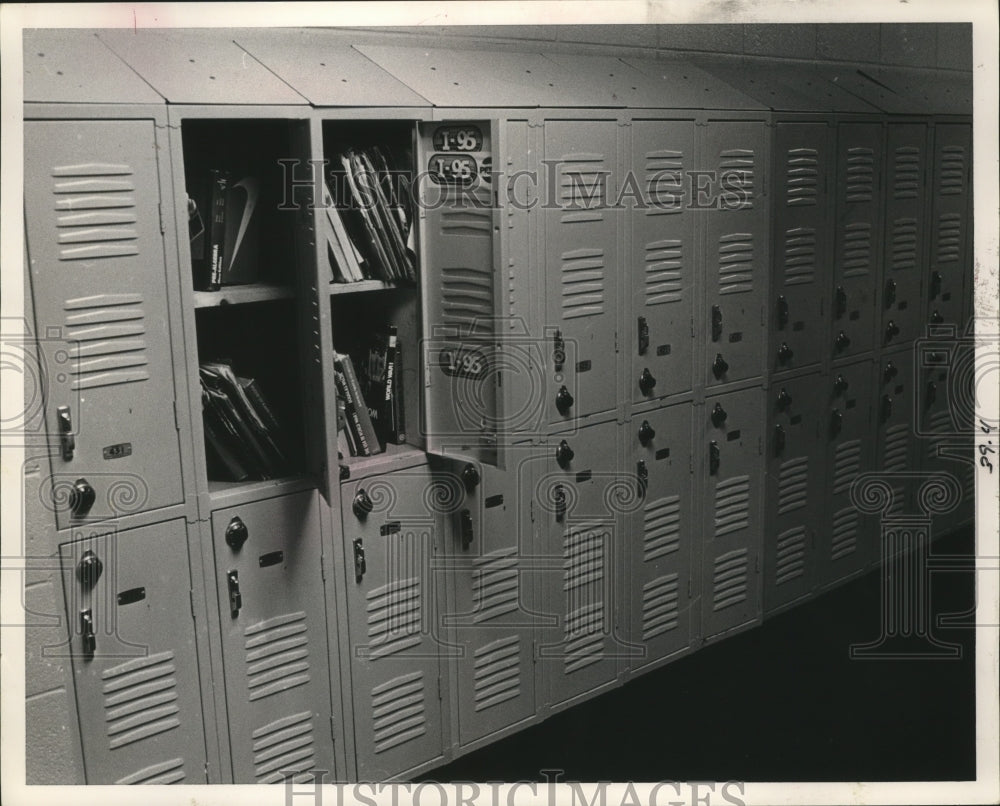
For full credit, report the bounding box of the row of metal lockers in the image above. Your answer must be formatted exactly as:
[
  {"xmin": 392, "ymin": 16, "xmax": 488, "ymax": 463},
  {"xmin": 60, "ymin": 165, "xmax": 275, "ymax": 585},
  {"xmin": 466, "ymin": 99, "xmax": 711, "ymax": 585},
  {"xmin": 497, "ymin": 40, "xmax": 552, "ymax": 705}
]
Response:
[{"xmin": 21, "ymin": 30, "xmax": 975, "ymax": 786}]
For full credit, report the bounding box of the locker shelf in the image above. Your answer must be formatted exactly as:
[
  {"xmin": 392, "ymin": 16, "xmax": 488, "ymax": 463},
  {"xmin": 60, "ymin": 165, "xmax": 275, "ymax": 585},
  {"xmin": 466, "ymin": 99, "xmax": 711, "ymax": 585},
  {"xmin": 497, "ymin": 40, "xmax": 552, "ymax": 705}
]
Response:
[
  {"xmin": 207, "ymin": 474, "xmax": 316, "ymax": 509},
  {"xmin": 330, "ymin": 279, "xmax": 404, "ymax": 296},
  {"xmin": 193, "ymin": 284, "xmax": 295, "ymax": 308},
  {"xmin": 339, "ymin": 443, "xmax": 427, "ymax": 480}
]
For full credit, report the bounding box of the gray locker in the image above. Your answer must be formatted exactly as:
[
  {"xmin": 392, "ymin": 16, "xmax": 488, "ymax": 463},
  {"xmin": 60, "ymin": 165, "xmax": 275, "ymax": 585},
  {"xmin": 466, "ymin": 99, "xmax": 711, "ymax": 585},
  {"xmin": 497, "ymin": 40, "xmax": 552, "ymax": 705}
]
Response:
[
  {"xmin": 763, "ymin": 375, "xmax": 825, "ymax": 614},
  {"xmin": 543, "ymin": 120, "xmax": 620, "ymax": 425},
  {"xmin": 927, "ymin": 124, "xmax": 973, "ymax": 332},
  {"xmin": 876, "ymin": 348, "xmax": 918, "ymax": 520},
  {"xmin": 629, "ymin": 120, "xmax": 696, "ymax": 403},
  {"xmin": 626, "ymin": 403, "xmax": 694, "ymax": 672},
  {"xmin": 831, "ymin": 122, "xmax": 882, "ymax": 360},
  {"xmin": 699, "ymin": 388, "xmax": 764, "ymax": 639},
  {"xmin": 533, "ymin": 420, "xmax": 623, "ymax": 708},
  {"xmin": 440, "ymin": 462, "xmax": 536, "ymax": 749},
  {"xmin": 702, "ymin": 120, "xmax": 768, "ymax": 388},
  {"xmin": 59, "ymin": 520, "xmax": 207, "ymax": 784},
  {"xmin": 770, "ymin": 123, "xmax": 832, "ymax": 373},
  {"xmin": 881, "ymin": 123, "xmax": 930, "ymax": 348},
  {"xmin": 818, "ymin": 359, "xmax": 877, "ymax": 588},
  {"xmin": 342, "ymin": 467, "xmax": 446, "ymax": 780},
  {"xmin": 24, "ymin": 120, "xmax": 184, "ymax": 530},
  {"xmin": 211, "ymin": 492, "xmax": 335, "ymax": 783}
]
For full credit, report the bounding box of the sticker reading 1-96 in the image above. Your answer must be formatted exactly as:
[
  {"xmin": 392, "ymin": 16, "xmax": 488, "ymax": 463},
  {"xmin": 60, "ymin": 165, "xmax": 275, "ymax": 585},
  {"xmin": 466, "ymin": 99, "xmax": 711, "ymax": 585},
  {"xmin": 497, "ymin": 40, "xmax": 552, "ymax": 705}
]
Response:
[{"xmin": 428, "ymin": 124, "xmax": 488, "ymax": 186}]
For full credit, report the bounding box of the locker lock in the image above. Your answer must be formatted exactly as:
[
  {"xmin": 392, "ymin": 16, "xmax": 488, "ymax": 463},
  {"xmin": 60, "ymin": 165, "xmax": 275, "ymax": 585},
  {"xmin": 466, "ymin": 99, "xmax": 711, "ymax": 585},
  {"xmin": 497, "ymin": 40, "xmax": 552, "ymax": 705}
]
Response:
[
  {"xmin": 711, "ymin": 402, "xmax": 728, "ymax": 428},
  {"xmin": 80, "ymin": 609, "xmax": 96, "ymax": 658},
  {"xmin": 776, "ymin": 295, "xmax": 789, "ymax": 330},
  {"xmin": 835, "ymin": 330, "xmax": 852, "ymax": 353},
  {"xmin": 777, "ymin": 342, "xmax": 794, "ymax": 366},
  {"xmin": 353, "ymin": 539, "xmax": 366, "ymax": 582},
  {"xmin": 712, "ymin": 353, "xmax": 729, "ymax": 380},
  {"xmin": 881, "ymin": 394, "xmax": 894, "ymax": 423},
  {"xmin": 884, "ymin": 320, "xmax": 900, "ymax": 343},
  {"xmin": 834, "ymin": 374, "xmax": 849, "ymax": 395},
  {"xmin": 69, "ymin": 478, "xmax": 96, "ymax": 519},
  {"xmin": 554, "ymin": 484, "xmax": 566, "ymax": 522},
  {"xmin": 76, "ymin": 550, "xmax": 103, "ymax": 589},
  {"xmin": 830, "ymin": 408, "xmax": 843, "ymax": 436},
  {"xmin": 460, "ymin": 509, "xmax": 474, "ymax": 550},
  {"xmin": 930, "ymin": 271, "xmax": 943, "ymax": 300},
  {"xmin": 925, "ymin": 381, "xmax": 938, "ymax": 408},
  {"xmin": 553, "ymin": 330, "xmax": 565, "ymax": 372},
  {"xmin": 930, "ymin": 310, "xmax": 944, "ymax": 325},
  {"xmin": 711, "ymin": 305, "xmax": 723, "ymax": 341},
  {"xmin": 638, "ymin": 368, "xmax": 657, "ymax": 396},
  {"xmin": 461, "ymin": 463, "xmax": 481, "ymax": 493},
  {"xmin": 883, "ymin": 360, "xmax": 898, "ymax": 383},
  {"xmin": 709, "ymin": 441, "xmax": 721, "ymax": 476},
  {"xmin": 835, "ymin": 286, "xmax": 847, "ymax": 319},
  {"xmin": 353, "ymin": 488, "xmax": 374, "ymax": 519},
  {"xmin": 774, "ymin": 424, "xmax": 786, "ymax": 456},
  {"xmin": 555, "ymin": 440, "xmax": 575, "ymax": 469},
  {"xmin": 636, "ymin": 460, "xmax": 649, "ymax": 495},
  {"xmin": 638, "ymin": 420, "xmax": 656, "ymax": 445},
  {"xmin": 555, "ymin": 385, "xmax": 574, "ymax": 415},
  {"xmin": 776, "ymin": 388, "xmax": 793, "ymax": 411},
  {"xmin": 884, "ymin": 279, "xmax": 897, "ymax": 308},
  {"xmin": 57, "ymin": 405, "xmax": 75, "ymax": 461},
  {"xmin": 225, "ymin": 516, "xmax": 249, "ymax": 550},
  {"xmin": 227, "ymin": 570, "xmax": 242, "ymax": 617},
  {"xmin": 637, "ymin": 316, "xmax": 650, "ymax": 355}
]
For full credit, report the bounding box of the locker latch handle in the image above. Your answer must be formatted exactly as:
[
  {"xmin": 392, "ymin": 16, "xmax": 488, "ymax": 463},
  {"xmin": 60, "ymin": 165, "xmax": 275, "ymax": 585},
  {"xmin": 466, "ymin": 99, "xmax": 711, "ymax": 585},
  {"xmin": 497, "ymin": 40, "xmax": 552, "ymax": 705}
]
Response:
[
  {"xmin": 556, "ymin": 385, "xmax": 574, "ymax": 415},
  {"xmin": 885, "ymin": 320, "xmax": 900, "ymax": 343},
  {"xmin": 881, "ymin": 394, "xmax": 894, "ymax": 423},
  {"xmin": 461, "ymin": 463, "xmax": 481, "ymax": 493},
  {"xmin": 834, "ymin": 375, "xmax": 849, "ymax": 395},
  {"xmin": 70, "ymin": 478, "xmax": 96, "ymax": 519},
  {"xmin": 225, "ymin": 516, "xmax": 249, "ymax": 551},
  {"xmin": 553, "ymin": 330, "xmax": 565, "ymax": 372},
  {"xmin": 554, "ymin": 484, "xmax": 566, "ymax": 522},
  {"xmin": 774, "ymin": 424, "xmax": 786, "ymax": 456},
  {"xmin": 637, "ymin": 316, "xmax": 649, "ymax": 355},
  {"xmin": 835, "ymin": 286, "xmax": 847, "ymax": 319},
  {"xmin": 711, "ymin": 305, "xmax": 723, "ymax": 341},
  {"xmin": 460, "ymin": 509, "xmax": 474, "ymax": 550},
  {"xmin": 76, "ymin": 550, "xmax": 103, "ymax": 589},
  {"xmin": 930, "ymin": 310, "xmax": 944, "ymax": 325},
  {"xmin": 925, "ymin": 381, "xmax": 937, "ymax": 408},
  {"xmin": 712, "ymin": 353, "xmax": 729, "ymax": 380},
  {"xmin": 353, "ymin": 488, "xmax": 374, "ymax": 519},
  {"xmin": 776, "ymin": 295, "xmax": 789, "ymax": 330},
  {"xmin": 227, "ymin": 570, "xmax": 242, "ymax": 617},
  {"xmin": 80, "ymin": 609, "xmax": 96, "ymax": 658},
  {"xmin": 929, "ymin": 271, "xmax": 942, "ymax": 300},
  {"xmin": 777, "ymin": 342, "xmax": 794, "ymax": 366},
  {"xmin": 636, "ymin": 460, "xmax": 648, "ymax": 495},
  {"xmin": 711, "ymin": 402, "xmax": 728, "ymax": 428},
  {"xmin": 639, "ymin": 368, "xmax": 657, "ymax": 396},
  {"xmin": 555, "ymin": 439, "xmax": 574, "ymax": 469},
  {"xmin": 57, "ymin": 405, "xmax": 75, "ymax": 461},
  {"xmin": 883, "ymin": 360, "xmax": 898, "ymax": 383},
  {"xmin": 830, "ymin": 408, "xmax": 843, "ymax": 437},
  {"xmin": 884, "ymin": 279, "xmax": 897, "ymax": 308},
  {"xmin": 776, "ymin": 388, "xmax": 793, "ymax": 411},
  {"xmin": 709, "ymin": 441, "xmax": 721, "ymax": 476},
  {"xmin": 835, "ymin": 330, "xmax": 851, "ymax": 353},
  {"xmin": 638, "ymin": 420, "xmax": 656, "ymax": 445},
  {"xmin": 353, "ymin": 539, "xmax": 366, "ymax": 582}
]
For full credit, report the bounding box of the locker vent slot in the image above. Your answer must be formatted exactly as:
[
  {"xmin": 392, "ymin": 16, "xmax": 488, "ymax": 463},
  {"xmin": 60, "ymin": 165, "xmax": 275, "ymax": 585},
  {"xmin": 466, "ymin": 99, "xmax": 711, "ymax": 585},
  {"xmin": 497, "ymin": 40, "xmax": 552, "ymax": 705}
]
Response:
[
  {"xmin": 472, "ymin": 635, "xmax": 522, "ymax": 711},
  {"xmin": 892, "ymin": 146, "xmax": 921, "ymax": 200},
  {"xmin": 558, "ymin": 154, "xmax": 608, "ymax": 208},
  {"xmin": 62, "ymin": 293, "xmax": 150, "ymax": 389},
  {"xmin": 718, "ymin": 233, "xmax": 754, "ymax": 295},
  {"xmin": 366, "ymin": 576, "xmax": 422, "ymax": 659},
  {"xmin": 251, "ymin": 711, "xmax": 316, "ymax": 784},
  {"xmin": 938, "ymin": 146, "xmax": 966, "ymax": 195},
  {"xmin": 712, "ymin": 548, "xmax": 749, "ymax": 611},
  {"xmin": 51, "ymin": 162, "xmax": 140, "ymax": 260},
  {"xmin": 841, "ymin": 223, "xmax": 873, "ymax": 277},
  {"xmin": 440, "ymin": 266, "xmax": 495, "ymax": 332},
  {"xmin": 244, "ymin": 611, "xmax": 312, "ymax": 701},
  {"xmin": 439, "ymin": 207, "xmax": 492, "ymax": 236},
  {"xmin": 718, "ymin": 149, "xmax": 755, "ymax": 209},
  {"xmin": 713, "ymin": 475, "xmax": 751, "ymax": 537},
  {"xmin": 783, "ymin": 227, "xmax": 817, "ymax": 286},
  {"xmin": 889, "ymin": 218, "xmax": 918, "ymax": 272},
  {"xmin": 564, "ymin": 601, "xmax": 605, "ymax": 674},
  {"xmin": 644, "ymin": 149, "xmax": 684, "ymax": 213},
  {"xmin": 101, "ymin": 650, "xmax": 181, "ymax": 749},
  {"xmin": 844, "ymin": 147, "xmax": 875, "ymax": 202},
  {"xmin": 883, "ymin": 423, "xmax": 909, "ymax": 473},
  {"xmin": 936, "ymin": 214, "xmax": 962, "ymax": 264},
  {"xmin": 472, "ymin": 547, "xmax": 519, "ymax": 623},
  {"xmin": 831, "ymin": 507, "xmax": 858, "ymax": 560},
  {"xmin": 644, "ymin": 239, "xmax": 684, "ymax": 305},
  {"xmin": 560, "ymin": 248, "xmax": 606, "ymax": 320},
  {"xmin": 371, "ymin": 671, "xmax": 427, "ymax": 753},
  {"xmin": 927, "ymin": 408, "xmax": 954, "ymax": 439},
  {"xmin": 784, "ymin": 148, "xmax": 819, "ymax": 206},
  {"xmin": 115, "ymin": 757, "xmax": 186, "ymax": 785},
  {"xmin": 563, "ymin": 523, "xmax": 606, "ymax": 592},
  {"xmin": 641, "ymin": 573, "xmax": 680, "ymax": 640},
  {"xmin": 643, "ymin": 494, "xmax": 681, "ymax": 561},
  {"xmin": 775, "ymin": 525, "xmax": 807, "ymax": 585},
  {"xmin": 833, "ymin": 439, "xmax": 862, "ymax": 495},
  {"xmin": 777, "ymin": 456, "xmax": 809, "ymax": 514}
]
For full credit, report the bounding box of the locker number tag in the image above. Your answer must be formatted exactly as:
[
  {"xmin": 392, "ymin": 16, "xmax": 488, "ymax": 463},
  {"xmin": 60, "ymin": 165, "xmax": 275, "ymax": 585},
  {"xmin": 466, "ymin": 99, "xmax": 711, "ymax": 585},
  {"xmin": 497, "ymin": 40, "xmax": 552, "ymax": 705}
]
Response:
[
  {"xmin": 433, "ymin": 125, "xmax": 483, "ymax": 152},
  {"xmin": 428, "ymin": 154, "xmax": 478, "ymax": 185},
  {"xmin": 439, "ymin": 347, "xmax": 488, "ymax": 380}
]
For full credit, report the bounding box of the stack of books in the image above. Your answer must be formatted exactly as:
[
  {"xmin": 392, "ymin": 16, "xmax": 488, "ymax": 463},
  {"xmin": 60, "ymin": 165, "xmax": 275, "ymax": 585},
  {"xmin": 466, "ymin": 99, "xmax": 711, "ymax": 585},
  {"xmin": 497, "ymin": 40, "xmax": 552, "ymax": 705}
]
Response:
[{"xmin": 190, "ymin": 169, "xmax": 262, "ymax": 291}]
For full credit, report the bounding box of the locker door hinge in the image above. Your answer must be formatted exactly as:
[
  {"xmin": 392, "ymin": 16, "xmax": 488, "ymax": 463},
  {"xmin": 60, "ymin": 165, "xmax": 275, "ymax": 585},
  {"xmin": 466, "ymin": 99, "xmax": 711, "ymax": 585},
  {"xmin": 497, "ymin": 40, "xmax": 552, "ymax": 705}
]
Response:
[
  {"xmin": 319, "ymin": 551, "xmax": 327, "ymax": 581},
  {"xmin": 158, "ymin": 202, "xmax": 166, "ymax": 234},
  {"xmin": 189, "ymin": 588, "xmax": 196, "ymax": 620},
  {"xmin": 437, "ymin": 676, "xmax": 442, "ymax": 701},
  {"xmin": 690, "ymin": 317, "xmax": 695, "ymax": 338},
  {"xmin": 532, "ymin": 640, "xmax": 538, "ymax": 663},
  {"xmin": 614, "ymin": 330, "xmax": 619, "ymax": 353},
  {"xmin": 172, "ymin": 399, "xmax": 180, "ymax": 432},
  {"xmin": 757, "ymin": 436, "xmax": 762, "ymax": 455},
  {"xmin": 529, "ymin": 499, "xmax": 535, "ymax": 523},
  {"xmin": 755, "ymin": 554, "xmax": 761, "ymax": 573},
  {"xmin": 687, "ymin": 577, "xmax": 692, "ymax": 599}
]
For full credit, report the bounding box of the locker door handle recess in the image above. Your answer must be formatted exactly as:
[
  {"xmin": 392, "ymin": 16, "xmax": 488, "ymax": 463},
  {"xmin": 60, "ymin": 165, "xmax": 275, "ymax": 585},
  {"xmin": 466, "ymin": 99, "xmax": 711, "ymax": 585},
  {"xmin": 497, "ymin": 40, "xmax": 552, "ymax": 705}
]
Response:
[
  {"xmin": 776, "ymin": 295, "xmax": 789, "ymax": 330},
  {"xmin": 57, "ymin": 405, "xmax": 75, "ymax": 461},
  {"xmin": 930, "ymin": 271, "xmax": 942, "ymax": 300},
  {"xmin": 830, "ymin": 408, "xmax": 843, "ymax": 436},
  {"xmin": 80, "ymin": 609, "xmax": 96, "ymax": 658},
  {"xmin": 925, "ymin": 381, "xmax": 937, "ymax": 408},
  {"xmin": 835, "ymin": 286, "xmax": 847, "ymax": 319},
  {"xmin": 774, "ymin": 424, "xmax": 786, "ymax": 456},
  {"xmin": 881, "ymin": 395, "xmax": 894, "ymax": 423},
  {"xmin": 636, "ymin": 460, "xmax": 648, "ymax": 495},
  {"xmin": 460, "ymin": 509, "xmax": 474, "ymax": 550},
  {"xmin": 637, "ymin": 316, "xmax": 649, "ymax": 355},
  {"xmin": 709, "ymin": 441, "xmax": 721, "ymax": 476},
  {"xmin": 711, "ymin": 306, "xmax": 723, "ymax": 341},
  {"xmin": 353, "ymin": 539, "xmax": 366, "ymax": 582},
  {"xmin": 227, "ymin": 571, "xmax": 242, "ymax": 617},
  {"xmin": 884, "ymin": 279, "xmax": 897, "ymax": 308}
]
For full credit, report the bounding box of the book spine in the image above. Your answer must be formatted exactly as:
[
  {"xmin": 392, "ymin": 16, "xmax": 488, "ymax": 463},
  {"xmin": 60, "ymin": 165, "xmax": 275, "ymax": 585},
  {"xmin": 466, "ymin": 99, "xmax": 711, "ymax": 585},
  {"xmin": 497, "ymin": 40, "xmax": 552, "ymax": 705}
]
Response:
[
  {"xmin": 206, "ymin": 169, "xmax": 229, "ymax": 291},
  {"xmin": 340, "ymin": 354, "xmax": 383, "ymax": 454},
  {"xmin": 334, "ymin": 361, "xmax": 371, "ymax": 456},
  {"xmin": 391, "ymin": 342, "xmax": 406, "ymax": 444}
]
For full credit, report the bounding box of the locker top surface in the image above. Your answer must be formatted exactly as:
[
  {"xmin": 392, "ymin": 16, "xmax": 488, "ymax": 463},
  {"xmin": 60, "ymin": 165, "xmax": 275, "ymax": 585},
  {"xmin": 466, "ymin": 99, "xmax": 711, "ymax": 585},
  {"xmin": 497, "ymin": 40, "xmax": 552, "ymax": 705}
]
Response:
[
  {"xmin": 621, "ymin": 56, "xmax": 765, "ymax": 111},
  {"xmin": 817, "ymin": 65, "xmax": 972, "ymax": 116},
  {"xmin": 232, "ymin": 29, "xmax": 431, "ymax": 108},
  {"xmin": 95, "ymin": 29, "xmax": 309, "ymax": 105},
  {"xmin": 23, "ymin": 30, "xmax": 163, "ymax": 104}
]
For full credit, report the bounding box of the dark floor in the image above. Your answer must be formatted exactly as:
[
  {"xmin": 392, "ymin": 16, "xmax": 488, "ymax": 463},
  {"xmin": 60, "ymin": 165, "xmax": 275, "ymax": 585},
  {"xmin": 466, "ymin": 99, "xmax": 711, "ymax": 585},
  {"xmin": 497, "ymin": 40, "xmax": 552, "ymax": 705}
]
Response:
[{"xmin": 420, "ymin": 525, "xmax": 977, "ymax": 783}]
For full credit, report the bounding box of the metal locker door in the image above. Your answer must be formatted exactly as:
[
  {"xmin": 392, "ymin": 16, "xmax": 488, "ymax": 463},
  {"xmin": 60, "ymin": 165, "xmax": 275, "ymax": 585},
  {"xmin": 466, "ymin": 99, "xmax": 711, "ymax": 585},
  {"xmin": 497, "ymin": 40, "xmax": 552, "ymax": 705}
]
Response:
[
  {"xmin": 770, "ymin": 123, "xmax": 831, "ymax": 373},
  {"xmin": 702, "ymin": 120, "xmax": 768, "ymax": 389},
  {"xmin": 443, "ymin": 463, "xmax": 536, "ymax": 748},
  {"xmin": 543, "ymin": 120, "xmax": 620, "ymax": 425},
  {"xmin": 876, "ymin": 349, "xmax": 917, "ymax": 519},
  {"xmin": 819, "ymin": 359, "xmax": 877, "ymax": 587},
  {"xmin": 211, "ymin": 491, "xmax": 335, "ymax": 783},
  {"xmin": 59, "ymin": 520, "xmax": 207, "ymax": 784},
  {"xmin": 535, "ymin": 420, "xmax": 622, "ymax": 707},
  {"xmin": 832, "ymin": 122, "xmax": 882, "ymax": 360},
  {"xmin": 763, "ymin": 375, "xmax": 825, "ymax": 614},
  {"xmin": 927, "ymin": 124, "xmax": 973, "ymax": 332},
  {"xmin": 700, "ymin": 387, "xmax": 764, "ymax": 639},
  {"xmin": 627, "ymin": 403, "xmax": 693, "ymax": 672},
  {"xmin": 629, "ymin": 120, "xmax": 696, "ymax": 402},
  {"xmin": 882, "ymin": 123, "xmax": 930, "ymax": 348},
  {"xmin": 24, "ymin": 120, "xmax": 184, "ymax": 530},
  {"xmin": 342, "ymin": 467, "xmax": 445, "ymax": 780}
]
